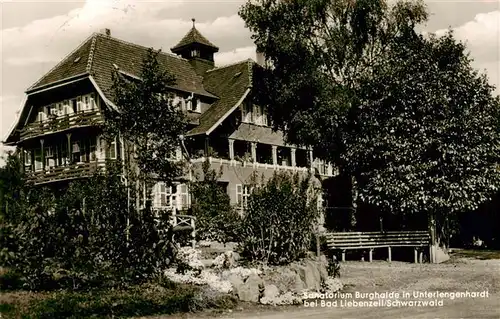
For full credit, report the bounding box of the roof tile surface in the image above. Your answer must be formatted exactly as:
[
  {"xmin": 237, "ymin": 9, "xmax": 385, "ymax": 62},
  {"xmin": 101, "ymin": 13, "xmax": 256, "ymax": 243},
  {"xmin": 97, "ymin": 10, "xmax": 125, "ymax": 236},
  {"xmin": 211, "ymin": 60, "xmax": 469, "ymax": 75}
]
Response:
[{"xmin": 171, "ymin": 27, "xmax": 219, "ymax": 51}]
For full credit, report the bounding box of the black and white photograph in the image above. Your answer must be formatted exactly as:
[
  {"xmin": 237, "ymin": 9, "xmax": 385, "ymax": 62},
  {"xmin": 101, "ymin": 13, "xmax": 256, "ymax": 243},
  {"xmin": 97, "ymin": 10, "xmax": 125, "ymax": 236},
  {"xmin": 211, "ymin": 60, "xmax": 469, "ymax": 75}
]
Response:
[{"xmin": 0, "ymin": 0, "xmax": 499, "ymax": 318}]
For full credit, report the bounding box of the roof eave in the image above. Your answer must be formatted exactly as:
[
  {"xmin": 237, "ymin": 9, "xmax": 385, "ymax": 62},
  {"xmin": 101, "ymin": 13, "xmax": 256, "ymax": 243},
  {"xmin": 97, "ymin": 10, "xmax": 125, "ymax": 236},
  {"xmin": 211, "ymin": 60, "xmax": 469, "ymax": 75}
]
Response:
[
  {"xmin": 171, "ymin": 43, "xmax": 219, "ymax": 53},
  {"xmin": 117, "ymin": 70, "xmax": 218, "ymax": 99},
  {"xmin": 3, "ymin": 95, "xmax": 29, "ymax": 145}
]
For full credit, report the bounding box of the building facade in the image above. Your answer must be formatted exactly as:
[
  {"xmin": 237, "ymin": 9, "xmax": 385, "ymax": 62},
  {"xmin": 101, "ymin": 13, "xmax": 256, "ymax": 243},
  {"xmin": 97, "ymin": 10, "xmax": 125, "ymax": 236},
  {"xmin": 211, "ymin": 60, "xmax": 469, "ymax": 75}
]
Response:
[{"xmin": 3, "ymin": 24, "xmax": 336, "ymax": 214}]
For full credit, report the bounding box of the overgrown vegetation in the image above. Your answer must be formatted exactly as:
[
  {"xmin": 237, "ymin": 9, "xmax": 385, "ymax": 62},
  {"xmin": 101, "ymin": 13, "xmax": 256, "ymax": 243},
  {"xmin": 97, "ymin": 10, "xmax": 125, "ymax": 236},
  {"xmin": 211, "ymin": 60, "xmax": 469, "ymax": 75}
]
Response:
[
  {"xmin": 190, "ymin": 160, "xmax": 242, "ymax": 243},
  {"xmin": 1, "ymin": 159, "xmax": 175, "ymax": 291},
  {"xmin": 240, "ymin": 171, "xmax": 320, "ymax": 265}
]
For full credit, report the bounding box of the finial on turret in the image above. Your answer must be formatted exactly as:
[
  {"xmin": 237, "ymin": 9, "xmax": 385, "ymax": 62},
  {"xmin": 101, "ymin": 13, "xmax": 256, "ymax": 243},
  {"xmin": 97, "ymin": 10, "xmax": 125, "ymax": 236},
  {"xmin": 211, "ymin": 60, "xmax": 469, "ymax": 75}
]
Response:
[{"xmin": 192, "ymin": 18, "xmax": 196, "ymax": 28}]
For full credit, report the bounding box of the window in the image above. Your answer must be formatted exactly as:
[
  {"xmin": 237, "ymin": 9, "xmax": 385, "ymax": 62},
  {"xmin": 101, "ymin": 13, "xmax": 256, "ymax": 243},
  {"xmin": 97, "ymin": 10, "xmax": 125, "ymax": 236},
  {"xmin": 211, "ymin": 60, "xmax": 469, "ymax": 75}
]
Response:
[
  {"xmin": 106, "ymin": 138, "xmax": 117, "ymax": 159},
  {"xmin": 241, "ymin": 103, "xmax": 267, "ymax": 125},
  {"xmin": 57, "ymin": 144, "xmax": 69, "ymax": 166},
  {"xmin": 194, "ymin": 99, "xmax": 201, "ymax": 113},
  {"xmin": 45, "ymin": 146, "xmax": 55, "ymax": 169},
  {"xmin": 185, "ymin": 95, "xmax": 201, "ymax": 113},
  {"xmin": 34, "ymin": 149, "xmax": 42, "ymax": 171},
  {"xmin": 72, "ymin": 142, "xmax": 81, "ymax": 163},
  {"xmin": 80, "ymin": 140, "xmax": 89, "ymax": 162},
  {"xmin": 24, "ymin": 150, "xmax": 32, "ymax": 166},
  {"xmin": 77, "ymin": 97, "xmax": 83, "ymax": 112},
  {"xmin": 253, "ymin": 104, "xmax": 261, "ymax": 124},
  {"xmin": 177, "ymin": 184, "xmax": 189, "ymax": 210},
  {"xmin": 49, "ymin": 104, "xmax": 58, "ymax": 116},
  {"xmin": 242, "ymin": 103, "xmax": 252, "ymax": 123},
  {"xmin": 71, "ymin": 99, "xmax": 78, "ymax": 113},
  {"xmin": 89, "ymin": 93, "xmax": 96, "ymax": 110},
  {"xmin": 153, "ymin": 182, "xmax": 173, "ymax": 209},
  {"xmin": 236, "ymin": 184, "xmax": 252, "ymax": 211},
  {"xmin": 53, "ymin": 103, "xmax": 61, "ymax": 116},
  {"xmin": 261, "ymin": 106, "xmax": 268, "ymax": 126},
  {"xmin": 37, "ymin": 111, "xmax": 47, "ymax": 122},
  {"xmin": 63, "ymin": 100, "xmax": 72, "ymax": 115},
  {"xmin": 83, "ymin": 96, "xmax": 90, "ymax": 112},
  {"xmin": 191, "ymin": 50, "xmax": 199, "ymax": 57},
  {"xmin": 180, "ymin": 97, "xmax": 186, "ymax": 111}
]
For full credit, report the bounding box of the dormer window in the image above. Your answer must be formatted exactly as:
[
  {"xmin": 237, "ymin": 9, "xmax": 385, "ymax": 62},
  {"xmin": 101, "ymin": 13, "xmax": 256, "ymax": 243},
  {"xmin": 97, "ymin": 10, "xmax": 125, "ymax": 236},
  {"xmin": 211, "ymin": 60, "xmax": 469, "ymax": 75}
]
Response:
[
  {"xmin": 242, "ymin": 102, "xmax": 252, "ymax": 123},
  {"xmin": 185, "ymin": 95, "xmax": 201, "ymax": 113},
  {"xmin": 241, "ymin": 103, "xmax": 268, "ymax": 126},
  {"xmin": 195, "ymin": 99, "xmax": 201, "ymax": 113},
  {"xmin": 191, "ymin": 50, "xmax": 200, "ymax": 58}
]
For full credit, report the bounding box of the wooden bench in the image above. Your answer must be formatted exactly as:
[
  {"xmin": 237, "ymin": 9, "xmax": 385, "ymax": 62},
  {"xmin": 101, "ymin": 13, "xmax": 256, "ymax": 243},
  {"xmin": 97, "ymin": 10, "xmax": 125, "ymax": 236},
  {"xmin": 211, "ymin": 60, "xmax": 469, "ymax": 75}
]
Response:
[{"xmin": 325, "ymin": 230, "xmax": 430, "ymax": 263}]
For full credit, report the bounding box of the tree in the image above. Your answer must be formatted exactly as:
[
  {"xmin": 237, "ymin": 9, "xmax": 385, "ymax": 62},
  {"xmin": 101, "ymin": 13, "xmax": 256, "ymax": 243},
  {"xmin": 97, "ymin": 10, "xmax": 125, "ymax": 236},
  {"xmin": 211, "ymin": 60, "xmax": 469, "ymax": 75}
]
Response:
[
  {"xmin": 190, "ymin": 160, "xmax": 241, "ymax": 243},
  {"xmin": 105, "ymin": 48, "xmax": 187, "ymax": 185},
  {"xmin": 240, "ymin": 0, "xmax": 428, "ymax": 228},
  {"xmin": 240, "ymin": 0, "xmax": 428, "ymax": 164},
  {"xmin": 0, "ymin": 152, "xmax": 27, "ymax": 267},
  {"xmin": 0, "ymin": 152, "xmax": 26, "ymax": 224},
  {"xmin": 346, "ymin": 31, "xmax": 500, "ymax": 242},
  {"xmin": 240, "ymin": 0, "xmax": 500, "ymax": 241}
]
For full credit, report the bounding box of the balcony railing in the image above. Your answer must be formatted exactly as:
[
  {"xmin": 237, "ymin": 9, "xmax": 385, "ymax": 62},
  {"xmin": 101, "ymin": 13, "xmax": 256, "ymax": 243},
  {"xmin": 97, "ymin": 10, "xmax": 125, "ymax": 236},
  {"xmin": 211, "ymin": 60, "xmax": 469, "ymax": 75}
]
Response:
[
  {"xmin": 20, "ymin": 110, "xmax": 103, "ymax": 141},
  {"xmin": 191, "ymin": 156, "xmax": 336, "ymax": 176},
  {"xmin": 26, "ymin": 160, "xmax": 106, "ymax": 185}
]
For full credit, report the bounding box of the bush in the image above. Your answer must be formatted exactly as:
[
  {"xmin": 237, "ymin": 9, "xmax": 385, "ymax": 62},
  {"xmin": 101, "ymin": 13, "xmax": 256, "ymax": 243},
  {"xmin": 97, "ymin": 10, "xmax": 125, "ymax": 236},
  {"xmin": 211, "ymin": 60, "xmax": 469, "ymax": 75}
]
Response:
[
  {"xmin": 0, "ymin": 267, "xmax": 24, "ymax": 291},
  {"xmin": 190, "ymin": 160, "xmax": 242, "ymax": 243},
  {"xmin": 5, "ymin": 162, "xmax": 175, "ymax": 291},
  {"xmin": 240, "ymin": 172, "xmax": 320, "ymax": 265}
]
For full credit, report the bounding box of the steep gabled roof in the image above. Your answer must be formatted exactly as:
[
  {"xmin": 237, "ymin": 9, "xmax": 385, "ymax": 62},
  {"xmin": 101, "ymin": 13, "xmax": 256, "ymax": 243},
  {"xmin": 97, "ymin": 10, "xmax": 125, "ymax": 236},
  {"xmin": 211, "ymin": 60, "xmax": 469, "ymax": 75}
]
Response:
[
  {"xmin": 89, "ymin": 33, "xmax": 216, "ymax": 100},
  {"xmin": 27, "ymin": 33, "xmax": 216, "ymax": 100},
  {"xmin": 187, "ymin": 60, "xmax": 255, "ymax": 136},
  {"xmin": 171, "ymin": 26, "xmax": 219, "ymax": 52},
  {"xmin": 27, "ymin": 34, "xmax": 95, "ymax": 91}
]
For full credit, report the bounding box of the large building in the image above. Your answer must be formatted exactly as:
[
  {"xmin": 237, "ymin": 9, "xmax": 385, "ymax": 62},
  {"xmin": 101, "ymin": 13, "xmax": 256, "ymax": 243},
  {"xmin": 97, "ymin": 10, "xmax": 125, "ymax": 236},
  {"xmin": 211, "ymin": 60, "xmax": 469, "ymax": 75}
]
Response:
[{"xmin": 3, "ymin": 23, "xmax": 335, "ymax": 213}]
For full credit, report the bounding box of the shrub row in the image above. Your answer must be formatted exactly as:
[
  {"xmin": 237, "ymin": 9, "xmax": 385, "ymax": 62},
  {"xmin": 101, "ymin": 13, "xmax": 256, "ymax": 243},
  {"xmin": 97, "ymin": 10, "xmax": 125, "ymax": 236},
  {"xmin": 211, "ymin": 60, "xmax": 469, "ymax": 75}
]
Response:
[{"xmin": 1, "ymin": 162, "xmax": 175, "ymax": 291}]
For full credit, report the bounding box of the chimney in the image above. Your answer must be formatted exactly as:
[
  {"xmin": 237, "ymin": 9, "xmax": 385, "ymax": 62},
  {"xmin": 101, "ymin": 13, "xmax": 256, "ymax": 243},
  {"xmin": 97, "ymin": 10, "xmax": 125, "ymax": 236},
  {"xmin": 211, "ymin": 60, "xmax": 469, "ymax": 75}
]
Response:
[
  {"xmin": 100, "ymin": 28, "xmax": 111, "ymax": 36},
  {"xmin": 256, "ymin": 50, "xmax": 266, "ymax": 67}
]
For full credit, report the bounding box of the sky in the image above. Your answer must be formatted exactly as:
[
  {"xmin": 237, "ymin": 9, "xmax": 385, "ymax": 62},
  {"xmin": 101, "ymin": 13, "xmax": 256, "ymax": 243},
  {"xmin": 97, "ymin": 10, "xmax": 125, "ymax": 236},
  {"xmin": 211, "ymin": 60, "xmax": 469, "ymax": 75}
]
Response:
[{"xmin": 1, "ymin": 0, "xmax": 499, "ymax": 163}]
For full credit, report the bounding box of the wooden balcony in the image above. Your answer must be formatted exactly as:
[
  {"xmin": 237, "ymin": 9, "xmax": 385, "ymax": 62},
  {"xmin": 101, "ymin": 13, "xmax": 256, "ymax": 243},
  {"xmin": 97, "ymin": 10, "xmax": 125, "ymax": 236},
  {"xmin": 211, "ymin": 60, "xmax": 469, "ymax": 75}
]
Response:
[
  {"xmin": 26, "ymin": 160, "xmax": 106, "ymax": 185},
  {"xmin": 20, "ymin": 110, "xmax": 103, "ymax": 141},
  {"xmin": 191, "ymin": 156, "xmax": 336, "ymax": 176}
]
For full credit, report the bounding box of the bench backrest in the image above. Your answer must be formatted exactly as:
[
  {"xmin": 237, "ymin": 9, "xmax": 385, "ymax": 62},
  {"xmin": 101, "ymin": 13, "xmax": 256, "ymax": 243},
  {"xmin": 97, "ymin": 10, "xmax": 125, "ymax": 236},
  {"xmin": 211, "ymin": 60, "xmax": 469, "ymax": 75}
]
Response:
[{"xmin": 325, "ymin": 230, "xmax": 430, "ymax": 250}]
